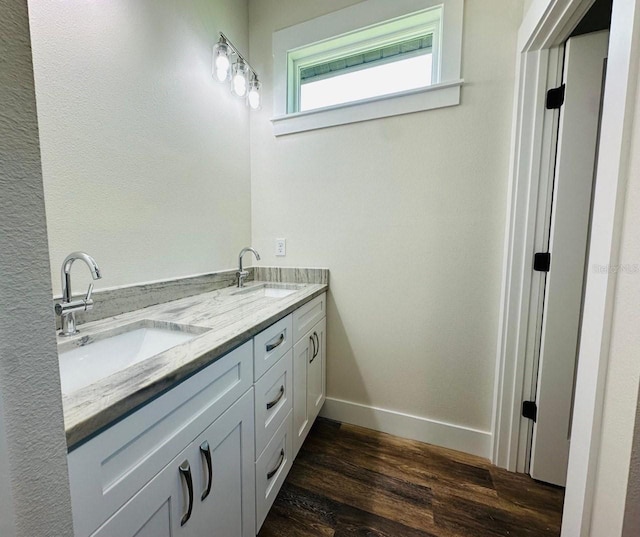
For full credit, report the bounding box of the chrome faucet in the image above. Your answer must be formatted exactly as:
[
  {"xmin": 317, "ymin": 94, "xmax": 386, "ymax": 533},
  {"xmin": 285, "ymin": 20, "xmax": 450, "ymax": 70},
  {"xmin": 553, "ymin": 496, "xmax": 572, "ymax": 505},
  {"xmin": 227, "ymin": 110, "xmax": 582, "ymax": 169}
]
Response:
[
  {"xmin": 55, "ymin": 251, "xmax": 102, "ymax": 336},
  {"xmin": 237, "ymin": 247, "xmax": 260, "ymax": 288}
]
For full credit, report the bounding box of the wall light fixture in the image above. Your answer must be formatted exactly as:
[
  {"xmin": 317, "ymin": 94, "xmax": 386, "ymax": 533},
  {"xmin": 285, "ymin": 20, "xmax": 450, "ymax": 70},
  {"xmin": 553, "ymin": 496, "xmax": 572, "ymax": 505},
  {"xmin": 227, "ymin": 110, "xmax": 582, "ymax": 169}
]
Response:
[{"xmin": 213, "ymin": 33, "xmax": 261, "ymax": 110}]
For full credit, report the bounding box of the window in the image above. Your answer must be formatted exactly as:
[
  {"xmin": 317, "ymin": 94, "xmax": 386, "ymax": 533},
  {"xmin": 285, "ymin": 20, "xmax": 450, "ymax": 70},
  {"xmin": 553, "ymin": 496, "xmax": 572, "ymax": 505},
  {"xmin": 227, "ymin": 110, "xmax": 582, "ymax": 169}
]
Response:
[
  {"xmin": 291, "ymin": 8, "xmax": 441, "ymax": 113},
  {"xmin": 272, "ymin": 0, "xmax": 463, "ymax": 136},
  {"xmin": 300, "ymin": 52, "xmax": 433, "ymax": 112}
]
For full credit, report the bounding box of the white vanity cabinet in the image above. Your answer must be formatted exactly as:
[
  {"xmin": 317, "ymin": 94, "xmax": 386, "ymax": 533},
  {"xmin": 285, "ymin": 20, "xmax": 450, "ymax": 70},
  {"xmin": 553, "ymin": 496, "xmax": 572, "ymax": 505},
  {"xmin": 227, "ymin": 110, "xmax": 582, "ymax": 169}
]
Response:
[
  {"xmin": 68, "ymin": 291, "xmax": 327, "ymax": 537},
  {"xmin": 68, "ymin": 341, "xmax": 255, "ymax": 537},
  {"xmin": 292, "ymin": 304, "xmax": 326, "ymax": 457},
  {"xmin": 90, "ymin": 390, "xmax": 255, "ymax": 537},
  {"xmin": 252, "ymin": 291, "xmax": 326, "ymax": 531}
]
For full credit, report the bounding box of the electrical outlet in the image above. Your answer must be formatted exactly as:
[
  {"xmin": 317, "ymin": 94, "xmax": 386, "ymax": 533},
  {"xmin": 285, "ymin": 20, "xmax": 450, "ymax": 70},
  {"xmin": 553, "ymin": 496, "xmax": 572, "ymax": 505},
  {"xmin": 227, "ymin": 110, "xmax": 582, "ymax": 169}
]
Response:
[{"xmin": 275, "ymin": 238, "xmax": 286, "ymax": 257}]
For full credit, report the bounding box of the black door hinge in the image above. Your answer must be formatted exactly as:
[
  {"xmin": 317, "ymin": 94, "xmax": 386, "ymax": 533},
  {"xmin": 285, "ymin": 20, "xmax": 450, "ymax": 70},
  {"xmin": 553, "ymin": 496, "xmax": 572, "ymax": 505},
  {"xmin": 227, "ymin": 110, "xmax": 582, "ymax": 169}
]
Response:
[
  {"xmin": 546, "ymin": 84, "xmax": 566, "ymax": 109},
  {"xmin": 522, "ymin": 401, "xmax": 538, "ymax": 422},
  {"xmin": 534, "ymin": 252, "xmax": 551, "ymax": 272}
]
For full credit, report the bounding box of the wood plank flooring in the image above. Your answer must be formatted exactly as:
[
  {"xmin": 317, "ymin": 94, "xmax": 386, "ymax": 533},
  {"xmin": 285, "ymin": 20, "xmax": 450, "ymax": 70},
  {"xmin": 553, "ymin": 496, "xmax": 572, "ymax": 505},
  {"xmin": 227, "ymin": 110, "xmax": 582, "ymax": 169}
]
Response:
[{"xmin": 259, "ymin": 418, "xmax": 564, "ymax": 537}]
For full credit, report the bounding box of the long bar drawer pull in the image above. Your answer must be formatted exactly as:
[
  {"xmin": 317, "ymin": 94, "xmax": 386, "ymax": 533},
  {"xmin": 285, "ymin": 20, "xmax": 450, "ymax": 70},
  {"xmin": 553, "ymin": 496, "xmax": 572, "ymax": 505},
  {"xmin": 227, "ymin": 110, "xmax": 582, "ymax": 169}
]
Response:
[
  {"xmin": 200, "ymin": 441, "xmax": 213, "ymax": 501},
  {"xmin": 267, "ymin": 449, "xmax": 285, "ymax": 480},
  {"xmin": 309, "ymin": 334, "xmax": 316, "ymax": 362},
  {"xmin": 266, "ymin": 333, "xmax": 285, "ymax": 352},
  {"xmin": 266, "ymin": 385, "xmax": 285, "ymax": 410},
  {"xmin": 179, "ymin": 460, "xmax": 194, "ymax": 526},
  {"xmin": 310, "ymin": 333, "xmax": 318, "ymax": 363}
]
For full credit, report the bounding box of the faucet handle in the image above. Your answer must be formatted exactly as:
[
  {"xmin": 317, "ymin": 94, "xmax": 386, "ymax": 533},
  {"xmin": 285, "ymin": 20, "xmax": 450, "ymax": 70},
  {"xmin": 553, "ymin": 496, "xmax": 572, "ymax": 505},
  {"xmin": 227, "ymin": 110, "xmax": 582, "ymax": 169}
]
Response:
[
  {"xmin": 83, "ymin": 283, "xmax": 95, "ymax": 311},
  {"xmin": 85, "ymin": 283, "xmax": 94, "ymax": 302},
  {"xmin": 55, "ymin": 283, "xmax": 96, "ymax": 318}
]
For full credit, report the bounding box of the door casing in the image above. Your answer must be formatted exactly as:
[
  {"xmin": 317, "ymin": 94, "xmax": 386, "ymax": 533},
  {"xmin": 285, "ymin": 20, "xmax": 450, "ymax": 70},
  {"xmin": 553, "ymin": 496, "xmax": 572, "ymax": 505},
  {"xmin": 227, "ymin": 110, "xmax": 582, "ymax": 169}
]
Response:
[{"xmin": 492, "ymin": 0, "xmax": 640, "ymax": 535}]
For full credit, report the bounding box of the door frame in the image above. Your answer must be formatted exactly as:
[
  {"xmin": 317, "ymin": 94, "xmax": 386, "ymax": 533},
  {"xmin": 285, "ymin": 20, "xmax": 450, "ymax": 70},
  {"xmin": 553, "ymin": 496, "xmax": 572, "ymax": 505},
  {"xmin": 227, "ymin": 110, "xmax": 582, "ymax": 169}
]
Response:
[{"xmin": 491, "ymin": 0, "xmax": 640, "ymax": 534}]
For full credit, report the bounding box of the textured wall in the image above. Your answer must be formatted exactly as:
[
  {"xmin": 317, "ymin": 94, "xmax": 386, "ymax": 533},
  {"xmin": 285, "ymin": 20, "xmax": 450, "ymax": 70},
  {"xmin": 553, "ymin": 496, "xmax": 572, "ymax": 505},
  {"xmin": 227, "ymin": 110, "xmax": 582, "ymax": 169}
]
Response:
[
  {"xmin": 29, "ymin": 0, "xmax": 252, "ymax": 295},
  {"xmin": 249, "ymin": 0, "xmax": 523, "ymax": 434},
  {"xmin": 0, "ymin": 0, "xmax": 74, "ymax": 535},
  {"xmin": 590, "ymin": 50, "xmax": 640, "ymax": 536},
  {"xmin": 0, "ymin": 390, "xmax": 16, "ymax": 537}
]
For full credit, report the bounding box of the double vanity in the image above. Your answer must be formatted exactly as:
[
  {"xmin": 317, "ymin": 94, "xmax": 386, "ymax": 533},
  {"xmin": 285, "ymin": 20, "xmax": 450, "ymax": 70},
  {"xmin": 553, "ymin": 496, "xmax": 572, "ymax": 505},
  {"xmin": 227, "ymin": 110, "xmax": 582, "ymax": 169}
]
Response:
[{"xmin": 58, "ymin": 270, "xmax": 327, "ymax": 537}]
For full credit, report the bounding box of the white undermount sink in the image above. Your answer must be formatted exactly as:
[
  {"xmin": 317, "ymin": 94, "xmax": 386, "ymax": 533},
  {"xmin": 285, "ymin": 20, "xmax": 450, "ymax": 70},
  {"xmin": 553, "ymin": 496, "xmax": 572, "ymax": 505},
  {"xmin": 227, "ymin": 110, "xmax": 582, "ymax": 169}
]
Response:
[
  {"xmin": 58, "ymin": 320, "xmax": 209, "ymax": 395},
  {"xmin": 231, "ymin": 282, "xmax": 304, "ymax": 298}
]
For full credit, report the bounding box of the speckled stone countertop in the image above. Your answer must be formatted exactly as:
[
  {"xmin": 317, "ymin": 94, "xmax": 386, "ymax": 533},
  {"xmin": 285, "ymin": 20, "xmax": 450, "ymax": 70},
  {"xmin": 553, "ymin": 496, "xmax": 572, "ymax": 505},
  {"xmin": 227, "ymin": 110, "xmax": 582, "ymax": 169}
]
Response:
[{"xmin": 60, "ymin": 280, "xmax": 327, "ymax": 449}]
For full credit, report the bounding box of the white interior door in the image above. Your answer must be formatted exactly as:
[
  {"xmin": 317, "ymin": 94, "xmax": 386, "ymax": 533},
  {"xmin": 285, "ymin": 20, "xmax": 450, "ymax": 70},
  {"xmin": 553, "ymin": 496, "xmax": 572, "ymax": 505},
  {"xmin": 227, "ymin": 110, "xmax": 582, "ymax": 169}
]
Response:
[{"xmin": 530, "ymin": 30, "xmax": 609, "ymax": 487}]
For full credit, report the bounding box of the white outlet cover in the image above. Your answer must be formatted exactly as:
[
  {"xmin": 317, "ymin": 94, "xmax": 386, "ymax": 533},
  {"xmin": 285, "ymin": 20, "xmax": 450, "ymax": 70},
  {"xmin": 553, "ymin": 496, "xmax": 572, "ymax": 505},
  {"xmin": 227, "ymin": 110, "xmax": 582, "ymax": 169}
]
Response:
[{"xmin": 275, "ymin": 238, "xmax": 286, "ymax": 256}]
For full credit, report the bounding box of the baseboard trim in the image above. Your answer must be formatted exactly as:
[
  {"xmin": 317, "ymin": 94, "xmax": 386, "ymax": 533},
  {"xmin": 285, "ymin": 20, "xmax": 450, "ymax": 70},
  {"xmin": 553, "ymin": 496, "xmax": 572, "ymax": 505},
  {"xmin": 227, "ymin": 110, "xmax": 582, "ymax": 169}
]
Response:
[{"xmin": 319, "ymin": 397, "xmax": 492, "ymax": 459}]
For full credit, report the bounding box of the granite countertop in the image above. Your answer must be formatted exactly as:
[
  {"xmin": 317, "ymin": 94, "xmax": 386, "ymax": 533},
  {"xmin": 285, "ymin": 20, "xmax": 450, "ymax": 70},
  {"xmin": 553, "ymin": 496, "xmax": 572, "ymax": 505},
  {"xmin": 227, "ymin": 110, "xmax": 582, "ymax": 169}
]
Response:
[{"xmin": 60, "ymin": 280, "xmax": 327, "ymax": 449}]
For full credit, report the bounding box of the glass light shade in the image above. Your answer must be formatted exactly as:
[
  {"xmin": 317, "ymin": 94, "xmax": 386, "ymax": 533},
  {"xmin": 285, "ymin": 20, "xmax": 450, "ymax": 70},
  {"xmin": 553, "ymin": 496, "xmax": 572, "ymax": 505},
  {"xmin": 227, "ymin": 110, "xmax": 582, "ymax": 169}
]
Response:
[
  {"xmin": 231, "ymin": 61, "xmax": 249, "ymax": 98},
  {"xmin": 248, "ymin": 80, "xmax": 261, "ymax": 110},
  {"xmin": 212, "ymin": 41, "xmax": 231, "ymax": 82}
]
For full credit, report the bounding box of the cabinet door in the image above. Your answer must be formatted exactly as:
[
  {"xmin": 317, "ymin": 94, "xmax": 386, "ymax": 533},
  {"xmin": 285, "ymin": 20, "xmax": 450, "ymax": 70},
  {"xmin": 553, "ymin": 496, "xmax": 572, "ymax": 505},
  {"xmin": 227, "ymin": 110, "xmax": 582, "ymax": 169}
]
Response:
[
  {"xmin": 90, "ymin": 446, "xmax": 192, "ymax": 537},
  {"xmin": 307, "ymin": 317, "xmax": 326, "ymax": 424},
  {"xmin": 293, "ymin": 318, "xmax": 327, "ymax": 458},
  {"xmin": 292, "ymin": 333, "xmax": 312, "ymax": 457},
  {"xmin": 190, "ymin": 389, "xmax": 256, "ymax": 537}
]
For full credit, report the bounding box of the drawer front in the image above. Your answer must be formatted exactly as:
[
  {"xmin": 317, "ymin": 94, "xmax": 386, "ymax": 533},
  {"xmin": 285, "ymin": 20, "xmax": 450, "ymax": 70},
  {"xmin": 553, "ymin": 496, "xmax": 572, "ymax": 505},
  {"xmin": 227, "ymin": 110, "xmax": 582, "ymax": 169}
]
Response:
[
  {"xmin": 69, "ymin": 341, "xmax": 253, "ymax": 537},
  {"xmin": 254, "ymin": 314, "xmax": 292, "ymax": 381},
  {"xmin": 254, "ymin": 350, "xmax": 293, "ymax": 459},
  {"xmin": 292, "ymin": 293, "xmax": 326, "ymax": 343},
  {"xmin": 255, "ymin": 410, "xmax": 293, "ymax": 532}
]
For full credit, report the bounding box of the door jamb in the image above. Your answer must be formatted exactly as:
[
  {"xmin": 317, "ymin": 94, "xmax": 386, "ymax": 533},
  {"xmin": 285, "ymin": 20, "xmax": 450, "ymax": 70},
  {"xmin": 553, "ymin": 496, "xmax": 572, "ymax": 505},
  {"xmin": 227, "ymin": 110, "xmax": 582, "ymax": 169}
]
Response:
[{"xmin": 492, "ymin": 0, "xmax": 640, "ymax": 534}]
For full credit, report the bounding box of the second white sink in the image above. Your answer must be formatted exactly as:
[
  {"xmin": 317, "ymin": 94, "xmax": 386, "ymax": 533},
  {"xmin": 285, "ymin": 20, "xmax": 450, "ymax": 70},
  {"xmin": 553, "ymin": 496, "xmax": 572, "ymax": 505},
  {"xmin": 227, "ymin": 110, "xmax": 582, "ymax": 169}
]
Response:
[
  {"xmin": 58, "ymin": 320, "xmax": 209, "ymax": 395},
  {"xmin": 231, "ymin": 283, "xmax": 303, "ymax": 298}
]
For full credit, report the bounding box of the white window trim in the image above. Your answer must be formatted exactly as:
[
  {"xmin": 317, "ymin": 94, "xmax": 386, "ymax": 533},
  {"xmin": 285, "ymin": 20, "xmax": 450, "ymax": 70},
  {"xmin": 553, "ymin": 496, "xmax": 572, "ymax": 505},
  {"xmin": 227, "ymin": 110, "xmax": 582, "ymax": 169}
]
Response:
[{"xmin": 271, "ymin": 0, "xmax": 463, "ymax": 136}]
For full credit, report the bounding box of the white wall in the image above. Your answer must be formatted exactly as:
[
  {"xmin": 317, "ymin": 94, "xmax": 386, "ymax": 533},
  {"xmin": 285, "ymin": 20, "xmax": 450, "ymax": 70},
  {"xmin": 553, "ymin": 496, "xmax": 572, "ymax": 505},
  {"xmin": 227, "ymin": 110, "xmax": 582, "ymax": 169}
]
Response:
[
  {"xmin": 590, "ymin": 52, "xmax": 640, "ymax": 536},
  {"xmin": 28, "ymin": 0, "xmax": 252, "ymax": 295},
  {"xmin": 523, "ymin": 0, "xmax": 536, "ymax": 16},
  {"xmin": 249, "ymin": 0, "xmax": 523, "ymax": 446},
  {"xmin": 0, "ymin": 1, "xmax": 74, "ymax": 535}
]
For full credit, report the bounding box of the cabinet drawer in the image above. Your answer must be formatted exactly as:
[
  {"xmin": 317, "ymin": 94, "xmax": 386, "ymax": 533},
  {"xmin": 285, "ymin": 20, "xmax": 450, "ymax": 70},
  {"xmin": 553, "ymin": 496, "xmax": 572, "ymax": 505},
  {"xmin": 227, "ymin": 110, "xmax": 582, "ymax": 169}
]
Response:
[
  {"xmin": 292, "ymin": 293, "xmax": 326, "ymax": 343},
  {"xmin": 254, "ymin": 350, "xmax": 293, "ymax": 459},
  {"xmin": 254, "ymin": 314, "xmax": 292, "ymax": 381},
  {"xmin": 255, "ymin": 410, "xmax": 293, "ymax": 531},
  {"xmin": 69, "ymin": 341, "xmax": 253, "ymax": 537}
]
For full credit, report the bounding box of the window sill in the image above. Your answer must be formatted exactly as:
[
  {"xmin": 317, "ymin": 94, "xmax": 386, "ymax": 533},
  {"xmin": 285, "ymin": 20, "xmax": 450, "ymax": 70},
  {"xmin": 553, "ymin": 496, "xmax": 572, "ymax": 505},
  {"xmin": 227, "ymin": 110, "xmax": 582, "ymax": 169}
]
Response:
[{"xmin": 271, "ymin": 79, "xmax": 463, "ymax": 136}]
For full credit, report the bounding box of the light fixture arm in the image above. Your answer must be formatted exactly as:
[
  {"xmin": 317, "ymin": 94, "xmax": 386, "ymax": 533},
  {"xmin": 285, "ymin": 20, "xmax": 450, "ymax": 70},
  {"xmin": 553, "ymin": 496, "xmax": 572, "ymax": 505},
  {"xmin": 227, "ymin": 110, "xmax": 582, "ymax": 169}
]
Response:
[{"xmin": 219, "ymin": 32, "xmax": 259, "ymax": 82}]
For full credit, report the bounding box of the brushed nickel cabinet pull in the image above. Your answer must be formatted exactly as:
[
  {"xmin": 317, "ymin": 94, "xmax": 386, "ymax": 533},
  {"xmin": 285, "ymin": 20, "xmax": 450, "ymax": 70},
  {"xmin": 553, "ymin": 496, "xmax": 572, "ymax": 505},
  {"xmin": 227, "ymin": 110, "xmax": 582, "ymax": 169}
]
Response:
[
  {"xmin": 266, "ymin": 385, "xmax": 285, "ymax": 410},
  {"xmin": 179, "ymin": 460, "xmax": 194, "ymax": 526},
  {"xmin": 267, "ymin": 449, "xmax": 285, "ymax": 480},
  {"xmin": 309, "ymin": 335, "xmax": 316, "ymax": 362},
  {"xmin": 200, "ymin": 441, "xmax": 213, "ymax": 501},
  {"xmin": 266, "ymin": 333, "xmax": 285, "ymax": 352},
  {"xmin": 310, "ymin": 333, "xmax": 318, "ymax": 363}
]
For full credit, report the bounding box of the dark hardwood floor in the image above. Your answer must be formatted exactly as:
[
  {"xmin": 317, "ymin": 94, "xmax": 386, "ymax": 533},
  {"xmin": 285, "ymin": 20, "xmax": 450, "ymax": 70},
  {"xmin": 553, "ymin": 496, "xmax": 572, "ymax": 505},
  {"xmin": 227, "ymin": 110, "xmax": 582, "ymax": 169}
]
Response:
[{"xmin": 259, "ymin": 418, "xmax": 564, "ymax": 537}]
